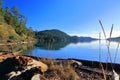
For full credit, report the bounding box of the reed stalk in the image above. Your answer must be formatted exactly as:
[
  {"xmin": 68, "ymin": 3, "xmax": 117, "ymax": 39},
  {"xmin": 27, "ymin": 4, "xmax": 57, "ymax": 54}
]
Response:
[
  {"xmin": 108, "ymin": 24, "xmax": 114, "ymax": 70},
  {"xmin": 99, "ymin": 32, "xmax": 106, "ymax": 80},
  {"xmin": 114, "ymin": 42, "xmax": 120, "ymax": 64},
  {"xmin": 99, "ymin": 20, "xmax": 108, "ymax": 72},
  {"xmin": 99, "ymin": 32, "xmax": 101, "ymax": 62},
  {"xmin": 99, "ymin": 20, "xmax": 114, "ymax": 80}
]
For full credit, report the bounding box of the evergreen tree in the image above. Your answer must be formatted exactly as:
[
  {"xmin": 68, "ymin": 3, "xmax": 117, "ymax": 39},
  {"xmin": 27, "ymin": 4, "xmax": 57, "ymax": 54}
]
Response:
[
  {"xmin": 0, "ymin": 0, "xmax": 3, "ymax": 8},
  {"xmin": 11, "ymin": 6, "xmax": 19, "ymax": 18},
  {"xmin": 0, "ymin": 0, "xmax": 35, "ymax": 41}
]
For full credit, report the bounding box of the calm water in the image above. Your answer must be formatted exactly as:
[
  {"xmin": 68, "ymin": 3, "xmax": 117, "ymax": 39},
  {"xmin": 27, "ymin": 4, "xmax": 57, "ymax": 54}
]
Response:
[
  {"xmin": 1, "ymin": 40, "xmax": 120, "ymax": 64},
  {"xmin": 27, "ymin": 40, "xmax": 120, "ymax": 64}
]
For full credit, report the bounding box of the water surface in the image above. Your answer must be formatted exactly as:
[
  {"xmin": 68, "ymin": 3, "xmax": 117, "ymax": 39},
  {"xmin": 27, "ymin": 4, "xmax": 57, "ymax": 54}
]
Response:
[
  {"xmin": 1, "ymin": 40, "xmax": 120, "ymax": 64},
  {"xmin": 27, "ymin": 40, "xmax": 120, "ymax": 64}
]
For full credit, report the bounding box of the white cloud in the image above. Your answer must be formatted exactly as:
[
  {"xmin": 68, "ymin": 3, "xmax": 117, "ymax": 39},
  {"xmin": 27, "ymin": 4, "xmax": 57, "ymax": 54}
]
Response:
[
  {"xmin": 69, "ymin": 30, "xmax": 120, "ymax": 39},
  {"xmin": 69, "ymin": 33, "xmax": 99, "ymax": 38}
]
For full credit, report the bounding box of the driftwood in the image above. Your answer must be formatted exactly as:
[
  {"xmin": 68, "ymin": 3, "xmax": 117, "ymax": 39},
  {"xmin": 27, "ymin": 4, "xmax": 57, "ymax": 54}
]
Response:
[{"xmin": 0, "ymin": 53, "xmax": 48, "ymax": 80}]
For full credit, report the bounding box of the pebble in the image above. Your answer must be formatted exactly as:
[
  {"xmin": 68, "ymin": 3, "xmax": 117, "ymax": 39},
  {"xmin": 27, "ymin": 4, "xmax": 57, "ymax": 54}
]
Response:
[{"xmin": 31, "ymin": 74, "xmax": 41, "ymax": 80}]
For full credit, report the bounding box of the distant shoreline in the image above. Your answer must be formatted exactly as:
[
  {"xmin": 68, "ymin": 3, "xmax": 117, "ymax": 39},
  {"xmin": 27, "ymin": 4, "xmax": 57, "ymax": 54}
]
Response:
[{"xmin": 0, "ymin": 41, "xmax": 35, "ymax": 46}]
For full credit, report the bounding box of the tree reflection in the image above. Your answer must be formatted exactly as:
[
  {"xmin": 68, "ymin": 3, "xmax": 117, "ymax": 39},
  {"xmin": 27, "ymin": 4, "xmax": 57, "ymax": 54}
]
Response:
[
  {"xmin": 0, "ymin": 43, "xmax": 35, "ymax": 54},
  {"xmin": 35, "ymin": 41, "xmax": 70, "ymax": 50}
]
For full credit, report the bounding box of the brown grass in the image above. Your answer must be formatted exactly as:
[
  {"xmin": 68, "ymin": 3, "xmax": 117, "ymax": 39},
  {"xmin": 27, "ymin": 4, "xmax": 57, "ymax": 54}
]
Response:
[
  {"xmin": 39, "ymin": 58, "xmax": 80, "ymax": 80},
  {"xmin": 99, "ymin": 20, "xmax": 119, "ymax": 80}
]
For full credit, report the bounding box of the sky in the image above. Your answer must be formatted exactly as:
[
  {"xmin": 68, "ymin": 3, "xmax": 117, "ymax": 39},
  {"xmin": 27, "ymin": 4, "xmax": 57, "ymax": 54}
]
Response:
[{"xmin": 3, "ymin": 0, "xmax": 120, "ymax": 38}]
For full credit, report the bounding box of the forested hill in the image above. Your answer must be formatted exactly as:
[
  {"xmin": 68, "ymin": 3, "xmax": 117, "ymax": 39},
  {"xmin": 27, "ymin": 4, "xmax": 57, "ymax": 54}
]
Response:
[
  {"xmin": 35, "ymin": 29, "xmax": 71, "ymax": 42},
  {"xmin": 107, "ymin": 37, "xmax": 120, "ymax": 42},
  {"xmin": 0, "ymin": 0, "xmax": 97, "ymax": 43},
  {"xmin": 35, "ymin": 29, "xmax": 98, "ymax": 43},
  {"xmin": 0, "ymin": 0, "xmax": 35, "ymax": 42}
]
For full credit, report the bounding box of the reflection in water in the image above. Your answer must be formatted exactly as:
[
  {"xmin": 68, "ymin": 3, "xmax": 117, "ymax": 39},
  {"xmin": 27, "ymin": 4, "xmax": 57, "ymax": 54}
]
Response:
[
  {"xmin": 29, "ymin": 40, "xmax": 120, "ymax": 64},
  {"xmin": 22, "ymin": 44, "xmax": 35, "ymax": 55},
  {"xmin": 35, "ymin": 39, "xmax": 98, "ymax": 50},
  {"xmin": 1, "ymin": 40, "xmax": 120, "ymax": 64},
  {"xmin": 35, "ymin": 41, "xmax": 70, "ymax": 50},
  {"xmin": 0, "ymin": 43, "xmax": 35, "ymax": 55}
]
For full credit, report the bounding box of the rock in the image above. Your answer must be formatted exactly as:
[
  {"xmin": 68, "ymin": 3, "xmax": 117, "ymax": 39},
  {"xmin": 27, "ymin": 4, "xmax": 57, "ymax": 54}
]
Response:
[
  {"xmin": 8, "ymin": 71, "xmax": 21, "ymax": 79},
  {"xmin": 8, "ymin": 67, "xmax": 41, "ymax": 80},
  {"xmin": 31, "ymin": 74, "xmax": 40, "ymax": 80},
  {"xmin": 70, "ymin": 60, "xmax": 82, "ymax": 67},
  {"xmin": 113, "ymin": 69, "xmax": 119, "ymax": 80}
]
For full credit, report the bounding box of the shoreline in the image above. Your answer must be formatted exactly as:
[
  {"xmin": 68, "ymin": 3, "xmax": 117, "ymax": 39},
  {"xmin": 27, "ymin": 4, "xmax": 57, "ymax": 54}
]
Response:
[
  {"xmin": 0, "ymin": 41, "xmax": 35, "ymax": 46},
  {"xmin": 29, "ymin": 55, "xmax": 120, "ymax": 80},
  {"xmin": 28, "ymin": 55, "xmax": 120, "ymax": 72},
  {"xmin": 0, "ymin": 52, "xmax": 119, "ymax": 80}
]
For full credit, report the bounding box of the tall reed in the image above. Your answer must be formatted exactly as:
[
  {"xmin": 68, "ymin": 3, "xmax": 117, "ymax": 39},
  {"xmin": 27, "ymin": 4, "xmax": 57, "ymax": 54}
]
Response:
[
  {"xmin": 114, "ymin": 42, "xmax": 120, "ymax": 64},
  {"xmin": 99, "ymin": 20, "xmax": 114, "ymax": 80},
  {"xmin": 99, "ymin": 32, "xmax": 106, "ymax": 80}
]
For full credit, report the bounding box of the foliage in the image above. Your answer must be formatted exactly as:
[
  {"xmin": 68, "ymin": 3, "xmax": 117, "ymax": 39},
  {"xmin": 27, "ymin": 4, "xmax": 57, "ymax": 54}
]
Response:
[
  {"xmin": 0, "ymin": 0, "xmax": 35, "ymax": 41},
  {"xmin": 79, "ymin": 37, "xmax": 98, "ymax": 42},
  {"xmin": 0, "ymin": 23, "xmax": 20, "ymax": 40},
  {"xmin": 0, "ymin": 0, "xmax": 3, "ymax": 8},
  {"xmin": 70, "ymin": 36, "xmax": 80, "ymax": 43},
  {"xmin": 35, "ymin": 29, "xmax": 71, "ymax": 43},
  {"xmin": 35, "ymin": 29, "xmax": 99, "ymax": 44}
]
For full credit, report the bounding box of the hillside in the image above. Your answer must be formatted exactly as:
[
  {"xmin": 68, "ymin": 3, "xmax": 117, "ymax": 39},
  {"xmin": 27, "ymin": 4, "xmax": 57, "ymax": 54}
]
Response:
[
  {"xmin": 107, "ymin": 37, "xmax": 120, "ymax": 42},
  {"xmin": 0, "ymin": 23, "xmax": 20, "ymax": 41},
  {"xmin": 35, "ymin": 29, "xmax": 98, "ymax": 43},
  {"xmin": 35, "ymin": 29, "xmax": 71, "ymax": 42},
  {"xmin": 79, "ymin": 37, "xmax": 98, "ymax": 42},
  {"xmin": 0, "ymin": 1, "xmax": 35, "ymax": 42}
]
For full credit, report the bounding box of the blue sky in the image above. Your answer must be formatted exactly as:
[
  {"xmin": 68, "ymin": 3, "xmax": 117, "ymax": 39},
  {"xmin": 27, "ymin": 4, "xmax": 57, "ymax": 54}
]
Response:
[{"xmin": 3, "ymin": 0, "xmax": 120, "ymax": 38}]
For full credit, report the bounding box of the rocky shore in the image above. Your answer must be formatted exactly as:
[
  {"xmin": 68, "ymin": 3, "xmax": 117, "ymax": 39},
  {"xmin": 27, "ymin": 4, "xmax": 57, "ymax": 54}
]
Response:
[
  {"xmin": 0, "ymin": 52, "xmax": 48, "ymax": 80},
  {"xmin": 0, "ymin": 52, "xmax": 120, "ymax": 80}
]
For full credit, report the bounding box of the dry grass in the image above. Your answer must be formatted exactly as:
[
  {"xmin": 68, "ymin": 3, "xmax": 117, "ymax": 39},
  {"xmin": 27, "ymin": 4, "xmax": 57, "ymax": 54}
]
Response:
[
  {"xmin": 99, "ymin": 20, "xmax": 120, "ymax": 80},
  {"xmin": 39, "ymin": 58, "xmax": 80, "ymax": 80},
  {"xmin": 0, "ymin": 23, "xmax": 20, "ymax": 40}
]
